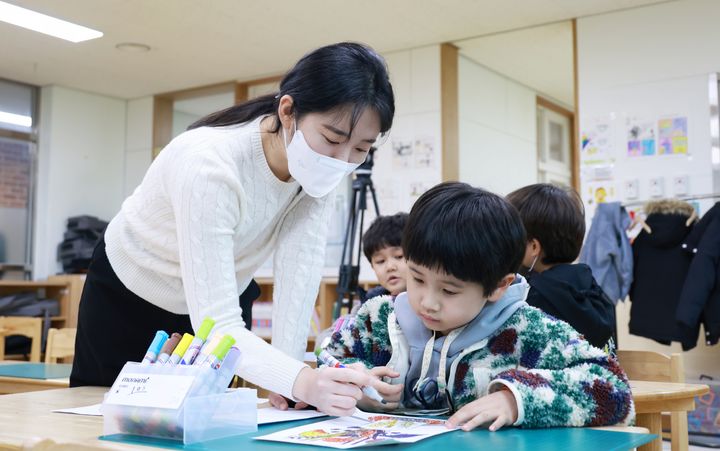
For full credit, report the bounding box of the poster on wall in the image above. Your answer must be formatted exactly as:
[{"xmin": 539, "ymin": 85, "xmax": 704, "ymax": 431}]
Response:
[
  {"xmin": 580, "ymin": 120, "xmax": 613, "ymax": 164},
  {"xmin": 583, "ymin": 181, "xmax": 617, "ymax": 208},
  {"xmin": 413, "ymin": 136, "xmax": 436, "ymax": 169},
  {"xmin": 626, "ymin": 119, "xmax": 656, "ymax": 157},
  {"xmin": 392, "ymin": 138, "xmax": 413, "ymax": 169},
  {"xmin": 658, "ymin": 116, "xmax": 689, "ymax": 155}
]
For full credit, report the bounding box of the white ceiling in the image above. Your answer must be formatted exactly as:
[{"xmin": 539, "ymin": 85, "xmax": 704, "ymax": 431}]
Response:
[
  {"xmin": 456, "ymin": 21, "xmax": 575, "ymax": 108},
  {"xmin": 0, "ymin": 0, "xmax": 672, "ymax": 99}
]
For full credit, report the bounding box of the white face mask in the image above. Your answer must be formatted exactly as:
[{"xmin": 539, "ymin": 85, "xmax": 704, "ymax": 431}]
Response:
[{"xmin": 283, "ymin": 123, "xmax": 362, "ymax": 198}]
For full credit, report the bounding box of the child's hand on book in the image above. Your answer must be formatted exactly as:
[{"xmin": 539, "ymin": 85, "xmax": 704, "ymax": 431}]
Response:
[{"xmin": 446, "ymin": 388, "xmax": 519, "ymax": 432}]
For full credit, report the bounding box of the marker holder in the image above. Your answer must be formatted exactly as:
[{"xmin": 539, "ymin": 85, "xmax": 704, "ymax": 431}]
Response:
[{"xmin": 102, "ymin": 362, "xmax": 257, "ymax": 444}]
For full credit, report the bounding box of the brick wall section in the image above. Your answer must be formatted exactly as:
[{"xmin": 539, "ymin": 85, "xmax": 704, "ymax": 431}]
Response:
[{"xmin": 0, "ymin": 140, "xmax": 30, "ymax": 209}]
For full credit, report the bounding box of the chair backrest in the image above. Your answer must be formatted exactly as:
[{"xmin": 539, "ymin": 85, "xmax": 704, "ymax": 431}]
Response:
[
  {"xmin": 44, "ymin": 328, "xmax": 77, "ymax": 364},
  {"xmin": 616, "ymin": 349, "xmax": 684, "ymax": 383},
  {"xmin": 0, "ymin": 316, "xmax": 42, "ymax": 362}
]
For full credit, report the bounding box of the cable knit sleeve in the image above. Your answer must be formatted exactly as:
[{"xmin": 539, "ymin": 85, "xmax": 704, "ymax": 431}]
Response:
[
  {"xmin": 167, "ymin": 149, "xmax": 307, "ymax": 399},
  {"xmin": 271, "ymin": 192, "xmax": 333, "ymax": 361}
]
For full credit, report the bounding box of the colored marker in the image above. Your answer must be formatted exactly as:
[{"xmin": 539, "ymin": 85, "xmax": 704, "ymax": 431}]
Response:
[
  {"xmin": 315, "ymin": 348, "xmax": 385, "ymax": 404},
  {"xmin": 193, "ymin": 333, "xmax": 222, "ymax": 366},
  {"xmin": 155, "ymin": 332, "xmax": 182, "ymax": 365},
  {"xmin": 180, "ymin": 318, "xmax": 216, "ymax": 365},
  {"xmin": 201, "ymin": 335, "xmax": 236, "ymax": 369},
  {"xmin": 140, "ymin": 331, "xmax": 169, "ymax": 365},
  {"xmin": 166, "ymin": 333, "xmax": 194, "ymax": 365}
]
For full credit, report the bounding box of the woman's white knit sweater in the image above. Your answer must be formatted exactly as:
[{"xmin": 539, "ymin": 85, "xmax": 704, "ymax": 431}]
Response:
[{"xmin": 104, "ymin": 117, "xmax": 331, "ymax": 398}]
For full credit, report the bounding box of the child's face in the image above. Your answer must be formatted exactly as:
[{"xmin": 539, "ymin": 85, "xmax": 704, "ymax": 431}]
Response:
[
  {"xmin": 406, "ymin": 260, "xmax": 488, "ymax": 335},
  {"xmin": 370, "ymin": 246, "xmax": 408, "ymax": 296}
]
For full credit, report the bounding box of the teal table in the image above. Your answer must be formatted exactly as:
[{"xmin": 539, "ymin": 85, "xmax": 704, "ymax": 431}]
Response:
[
  {"xmin": 0, "ymin": 362, "xmax": 72, "ymax": 394},
  {"xmin": 0, "ymin": 362, "xmax": 72, "ymax": 379},
  {"xmin": 102, "ymin": 417, "xmax": 656, "ymax": 451}
]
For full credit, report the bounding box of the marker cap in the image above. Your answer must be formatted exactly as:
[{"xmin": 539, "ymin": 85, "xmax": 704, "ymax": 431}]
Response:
[
  {"xmin": 148, "ymin": 331, "xmax": 169, "ymax": 354},
  {"xmin": 196, "ymin": 318, "xmax": 216, "ymax": 341},
  {"xmin": 172, "ymin": 333, "xmax": 194, "ymax": 357},
  {"xmin": 211, "ymin": 335, "xmax": 236, "ymax": 360}
]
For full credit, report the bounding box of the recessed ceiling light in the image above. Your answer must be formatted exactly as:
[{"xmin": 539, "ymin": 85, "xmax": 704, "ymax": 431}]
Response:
[
  {"xmin": 0, "ymin": 111, "xmax": 32, "ymax": 128},
  {"xmin": 115, "ymin": 42, "xmax": 151, "ymax": 53},
  {"xmin": 0, "ymin": 1, "xmax": 102, "ymax": 43}
]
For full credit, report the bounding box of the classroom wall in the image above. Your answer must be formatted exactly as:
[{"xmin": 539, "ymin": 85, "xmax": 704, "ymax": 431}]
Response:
[
  {"xmin": 33, "ymin": 86, "xmax": 126, "ymax": 279},
  {"xmin": 577, "ymin": 0, "xmax": 720, "ymax": 378},
  {"xmin": 457, "ymin": 55, "xmax": 538, "ymax": 195},
  {"xmin": 355, "ymin": 45, "xmax": 444, "ymax": 281},
  {"xmin": 124, "ymin": 97, "xmax": 153, "ymax": 198}
]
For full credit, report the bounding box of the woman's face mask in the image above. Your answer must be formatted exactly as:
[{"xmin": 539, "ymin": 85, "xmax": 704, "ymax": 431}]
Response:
[{"xmin": 283, "ymin": 123, "xmax": 360, "ymax": 198}]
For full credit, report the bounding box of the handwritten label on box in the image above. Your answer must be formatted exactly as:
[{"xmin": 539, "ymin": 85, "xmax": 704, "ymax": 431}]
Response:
[{"xmin": 105, "ymin": 373, "xmax": 195, "ymax": 409}]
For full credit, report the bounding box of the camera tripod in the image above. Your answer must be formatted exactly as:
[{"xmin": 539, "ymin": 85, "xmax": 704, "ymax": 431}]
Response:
[{"xmin": 333, "ymin": 149, "xmax": 380, "ymax": 320}]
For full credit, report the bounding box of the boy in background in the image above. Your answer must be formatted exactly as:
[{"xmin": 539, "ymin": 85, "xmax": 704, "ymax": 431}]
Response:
[
  {"xmin": 507, "ymin": 183, "xmax": 615, "ymax": 348},
  {"xmin": 361, "ymin": 213, "xmax": 409, "ymax": 301},
  {"xmin": 323, "ymin": 182, "xmax": 633, "ymax": 431}
]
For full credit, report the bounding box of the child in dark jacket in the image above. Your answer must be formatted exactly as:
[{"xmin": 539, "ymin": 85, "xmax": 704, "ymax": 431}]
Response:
[
  {"xmin": 323, "ymin": 182, "xmax": 634, "ymax": 431},
  {"xmin": 507, "ymin": 183, "xmax": 615, "ymax": 349}
]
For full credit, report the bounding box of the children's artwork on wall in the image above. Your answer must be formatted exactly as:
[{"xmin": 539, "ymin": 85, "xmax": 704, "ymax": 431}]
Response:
[
  {"xmin": 626, "ymin": 119, "xmax": 656, "ymax": 157},
  {"xmin": 392, "ymin": 139, "xmax": 413, "ymax": 169},
  {"xmin": 254, "ymin": 411, "xmax": 453, "ymax": 448},
  {"xmin": 581, "ymin": 120, "xmax": 613, "ymax": 164},
  {"xmin": 413, "ymin": 136, "xmax": 435, "ymax": 169},
  {"xmin": 584, "ymin": 181, "xmax": 617, "ymax": 207},
  {"xmin": 409, "ymin": 182, "xmax": 432, "ymax": 199},
  {"xmin": 658, "ymin": 116, "xmax": 689, "ymax": 155}
]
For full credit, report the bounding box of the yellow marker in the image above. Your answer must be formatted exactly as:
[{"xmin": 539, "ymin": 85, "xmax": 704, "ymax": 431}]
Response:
[{"xmin": 166, "ymin": 333, "xmax": 194, "ymax": 365}]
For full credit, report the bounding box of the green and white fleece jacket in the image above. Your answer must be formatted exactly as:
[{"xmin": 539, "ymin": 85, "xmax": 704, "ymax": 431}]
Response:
[{"xmin": 323, "ymin": 295, "xmax": 635, "ymax": 428}]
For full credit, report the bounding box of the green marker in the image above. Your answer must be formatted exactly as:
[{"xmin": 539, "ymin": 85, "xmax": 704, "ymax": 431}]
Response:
[
  {"xmin": 200, "ymin": 335, "xmax": 236, "ymax": 369},
  {"xmin": 166, "ymin": 333, "xmax": 194, "ymax": 365},
  {"xmin": 180, "ymin": 318, "xmax": 216, "ymax": 365}
]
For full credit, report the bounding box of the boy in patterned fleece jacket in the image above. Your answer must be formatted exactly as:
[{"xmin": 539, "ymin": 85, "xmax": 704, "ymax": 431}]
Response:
[{"xmin": 322, "ymin": 182, "xmax": 634, "ymax": 432}]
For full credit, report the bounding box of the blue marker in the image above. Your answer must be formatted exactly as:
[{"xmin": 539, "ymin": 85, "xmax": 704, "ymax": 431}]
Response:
[{"xmin": 140, "ymin": 331, "xmax": 168, "ymax": 365}]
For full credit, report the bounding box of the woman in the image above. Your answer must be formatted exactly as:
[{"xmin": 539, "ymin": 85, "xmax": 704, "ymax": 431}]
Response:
[{"xmin": 70, "ymin": 42, "xmax": 398, "ymax": 416}]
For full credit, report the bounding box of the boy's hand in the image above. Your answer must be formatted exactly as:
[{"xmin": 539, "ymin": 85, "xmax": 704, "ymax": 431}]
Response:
[
  {"xmin": 446, "ymin": 389, "xmax": 518, "ymax": 432},
  {"xmin": 347, "ymin": 363, "xmax": 403, "ymax": 412}
]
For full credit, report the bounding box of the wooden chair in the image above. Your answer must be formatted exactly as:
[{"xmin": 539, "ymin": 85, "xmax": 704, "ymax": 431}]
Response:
[
  {"xmin": 44, "ymin": 328, "xmax": 77, "ymax": 364},
  {"xmin": 617, "ymin": 350, "xmax": 687, "ymax": 451},
  {"xmin": 0, "ymin": 317, "xmax": 42, "ymax": 362}
]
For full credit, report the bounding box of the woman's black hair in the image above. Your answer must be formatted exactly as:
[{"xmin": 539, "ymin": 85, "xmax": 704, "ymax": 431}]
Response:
[
  {"xmin": 403, "ymin": 182, "xmax": 526, "ymax": 294},
  {"xmin": 189, "ymin": 42, "xmax": 394, "ymax": 136},
  {"xmin": 506, "ymin": 183, "xmax": 586, "ymax": 265}
]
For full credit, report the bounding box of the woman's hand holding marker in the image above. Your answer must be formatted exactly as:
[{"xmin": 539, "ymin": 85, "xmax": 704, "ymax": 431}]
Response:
[{"xmin": 291, "ymin": 366, "xmax": 374, "ymax": 417}]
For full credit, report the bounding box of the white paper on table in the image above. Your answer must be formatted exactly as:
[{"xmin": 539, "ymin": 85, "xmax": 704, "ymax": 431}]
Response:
[
  {"xmin": 52, "ymin": 395, "xmax": 268, "ymax": 417},
  {"xmin": 258, "ymin": 406, "xmax": 327, "ymax": 425},
  {"xmin": 254, "ymin": 410, "xmax": 454, "ymax": 448},
  {"xmin": 52, "ymin": 403, "xmax": 103, "ymax": 416}
]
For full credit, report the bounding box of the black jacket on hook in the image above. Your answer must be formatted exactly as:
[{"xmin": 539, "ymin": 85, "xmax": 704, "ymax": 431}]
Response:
[
  {"xmin": 629, "ymin": 201, "xmax": 694, "ymax": 346},
  {"xmin": 526, "ymin": 263, "xmax": 615, "ymax": 349},
  {"xmin": 676, "ymin": 202, "xmax": 720, "ymax": 350}
]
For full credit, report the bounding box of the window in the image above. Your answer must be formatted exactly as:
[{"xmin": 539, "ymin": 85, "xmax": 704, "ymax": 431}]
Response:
[{"xmin": 0, "ymin": 79, "xmax": 38, "ymax": 279}]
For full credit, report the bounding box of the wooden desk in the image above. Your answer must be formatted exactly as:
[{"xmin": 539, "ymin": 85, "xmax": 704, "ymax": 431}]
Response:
[
  {"xmin": 631, "ymin": 380, "xmax": 709, "ymax": 451},
  {"xmin": 0, "ymin": 387, "xmax": 656, "ymax": 451}
]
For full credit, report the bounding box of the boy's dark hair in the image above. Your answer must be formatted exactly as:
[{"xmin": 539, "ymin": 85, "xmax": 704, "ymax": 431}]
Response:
[
  {"xmin": 506, "ymin": 183, "xmax": 585, "ymax": 265},
  {"xmin": 363, "ymin": 213, "xmax": 409, "ymax": 261},
  {"xmin": 403, "ymin": 182, "xmax": 526, "ymax": 294}
]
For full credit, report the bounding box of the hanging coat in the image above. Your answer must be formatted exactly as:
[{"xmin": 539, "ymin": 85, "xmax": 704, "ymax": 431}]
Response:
[
  {"xmin": 580, "ymin": 202, "xmax": 633, "ymax": 304},
  {"xmin": 629, "ymin": 200, "xmax": 694, "ymax": 345},
  {"xmin": 676, "ymin": 202, "xmax": 720, "ymax": 350}
]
